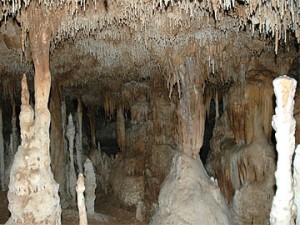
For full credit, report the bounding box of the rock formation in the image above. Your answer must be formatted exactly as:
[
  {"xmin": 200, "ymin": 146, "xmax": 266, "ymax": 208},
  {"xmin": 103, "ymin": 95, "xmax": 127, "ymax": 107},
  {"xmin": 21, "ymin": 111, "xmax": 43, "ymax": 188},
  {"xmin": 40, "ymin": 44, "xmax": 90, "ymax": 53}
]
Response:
[
  {"xmin": 150, "ymin": 153, "xmax": 231, "ymax": 225},
  {"xmin": 76, "ymin": 173, "xmax": 88, "ymax": 225},
  {"xmin": 84, "ymin": 159, "xmax": 96, "ymax": 215},
  {"xmin": 270, "ymin": 76, "xmax": 297, "ymax": 225},
  {"xmin": 206, "ymin": 71, "xmax": 276, "ymax": 224},
  {"xmin": 66, "ymin": 114, "xmax": 77, "ymax": 207},
  {"xmin": 0, "ymin": 0, "xmax": 299, "ymax": 224},
  {"xmin": 151, "ymin": 57, "xmax": 231, "ymax": 225}
]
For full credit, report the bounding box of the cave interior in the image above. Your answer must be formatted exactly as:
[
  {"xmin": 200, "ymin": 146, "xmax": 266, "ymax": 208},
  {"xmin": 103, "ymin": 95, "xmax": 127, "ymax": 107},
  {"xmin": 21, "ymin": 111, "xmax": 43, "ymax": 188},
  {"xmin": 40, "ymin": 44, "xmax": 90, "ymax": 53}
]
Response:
[{"xmin": 0, "ymin": 0, "xmax": 300, "ymax": 224}]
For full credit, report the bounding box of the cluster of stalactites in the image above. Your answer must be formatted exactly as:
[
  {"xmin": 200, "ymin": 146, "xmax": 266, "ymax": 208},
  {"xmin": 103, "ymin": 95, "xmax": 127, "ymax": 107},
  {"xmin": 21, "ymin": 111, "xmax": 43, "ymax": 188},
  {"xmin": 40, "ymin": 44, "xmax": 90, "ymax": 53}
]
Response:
[{"xmin": 1, "ymin": 0, "xmax": 298, "ymax": 52}]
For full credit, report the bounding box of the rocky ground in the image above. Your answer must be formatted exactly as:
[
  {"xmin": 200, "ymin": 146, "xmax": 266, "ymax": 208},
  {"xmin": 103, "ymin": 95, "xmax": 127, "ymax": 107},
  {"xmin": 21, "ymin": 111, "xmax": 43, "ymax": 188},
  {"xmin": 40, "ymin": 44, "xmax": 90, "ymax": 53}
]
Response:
[{"xmin": 0, "ymin": 191, "xmax": 147, "ymax": 225}]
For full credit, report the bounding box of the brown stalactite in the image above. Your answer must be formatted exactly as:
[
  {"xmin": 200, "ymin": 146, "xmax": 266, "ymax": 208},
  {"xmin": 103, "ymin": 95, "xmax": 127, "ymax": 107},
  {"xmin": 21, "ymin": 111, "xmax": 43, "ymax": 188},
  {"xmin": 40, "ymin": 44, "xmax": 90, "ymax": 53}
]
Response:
[{"xmin": 176, "ymin": 58, "xmax": 205, "ymax": 158}]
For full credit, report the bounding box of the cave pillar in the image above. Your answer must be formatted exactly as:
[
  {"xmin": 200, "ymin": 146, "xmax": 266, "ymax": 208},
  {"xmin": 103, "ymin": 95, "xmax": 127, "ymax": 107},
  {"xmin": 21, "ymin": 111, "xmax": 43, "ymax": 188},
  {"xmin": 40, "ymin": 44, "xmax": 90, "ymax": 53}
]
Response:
[
  {"xmin": 6, "ymin": 12, "xmax": 61, "ymax": 222},
  {"xmin": 177, "ymin": 58, "xmax": 205, "ymax": 157},
  {"xmin": 66, "ymin": 114, "xmax": 77, "ymax": 207},
  {"xmin": 76, "ymin": 99, "xmax": 83, "ymax": 173},
  {"xmin": 116, "ymin": 107, "xmax": 126, "ymax": 153},
  {"xmin": 270, "ymin": 75, "xmax": 297, "ymax": 225},
  {"xmin": 150, "ymin": 57, "xmax": 230, "ymax": 225}
]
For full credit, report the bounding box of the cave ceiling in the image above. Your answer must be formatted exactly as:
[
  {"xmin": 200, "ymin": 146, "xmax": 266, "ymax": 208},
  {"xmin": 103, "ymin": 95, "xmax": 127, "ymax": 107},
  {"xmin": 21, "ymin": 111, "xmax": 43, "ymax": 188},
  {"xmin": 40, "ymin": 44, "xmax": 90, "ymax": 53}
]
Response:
[{"xmin": 0, "ymin": 0, "xmax": 299, "ymax": 108}]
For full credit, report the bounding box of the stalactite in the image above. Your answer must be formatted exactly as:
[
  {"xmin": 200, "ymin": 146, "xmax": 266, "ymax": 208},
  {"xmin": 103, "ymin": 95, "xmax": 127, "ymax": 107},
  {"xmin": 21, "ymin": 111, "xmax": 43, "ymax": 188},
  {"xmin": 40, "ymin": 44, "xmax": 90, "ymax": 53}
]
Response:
[
  {"xmin": 76, "ymin": 173, "xmax": 88, "ymax": 225},
  {"xmin": 270, "ymin": 75, "xmax": 297, "ymax": 225},
  {"xmin": 66, "ymin": 114, "xmax": 77, "ymax": 207},
  {"xmin": 116, "ymin": 107, "xmax": 126, "ymax": 153},
  {"xmin": 176, "ymin": 57, "xmax": 205, "ymax": 158},
  {"xmin": 0, "ymin": 106, "xmax": 5, "ymax": 191},
  {"xmin": 76, "ymin": 99, "xmax": 83, "ymax": 173},
  {"xmin": 84, "ymin": 159, "xmax": 96, "ymax": 215}
]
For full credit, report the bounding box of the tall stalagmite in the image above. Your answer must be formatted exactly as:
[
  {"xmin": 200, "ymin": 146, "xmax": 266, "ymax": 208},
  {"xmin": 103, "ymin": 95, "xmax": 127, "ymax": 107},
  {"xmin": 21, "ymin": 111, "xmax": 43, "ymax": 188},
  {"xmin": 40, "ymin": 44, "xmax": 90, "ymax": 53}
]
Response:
[
  {"xmin": 66, "ymin": 114, "xmax": 77, "ymax": 207},
  {"xmin": 270, "ymin": 75, "xmax": 297, "ymax": 225},
  {"xmin": 6, "ymin": 7, "xmax": 61, "ymax": 223},
  {"xmin": 6, "ymin": 74, "xmax": 61, "ymax": 224}
]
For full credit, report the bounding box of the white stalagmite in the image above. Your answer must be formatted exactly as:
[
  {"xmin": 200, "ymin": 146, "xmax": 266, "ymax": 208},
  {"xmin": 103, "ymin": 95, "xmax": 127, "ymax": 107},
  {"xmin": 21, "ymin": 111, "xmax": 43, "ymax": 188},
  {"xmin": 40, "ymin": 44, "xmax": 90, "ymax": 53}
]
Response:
[
  {"xmin": 270, "ymin": 75, "xmax": 297, "ymax": 225},
  {"xmin": 294, "ymin": 145, "xmax": 300, "ymax": 225},
  {"xmin": 76, "ymin": 99, "xmax": 83, "ymax": 173},
  {"xmin": 76, "ymin": 173, "xmax": 88, "ymax": 225},
  {"xmin": 66, "ymin": 114, "xmax": 77, "ymax": 207},
  {"xmin": 0, "ymin": 107, "xmax": 5, "ymax": 190},
  {"xmin": 84, "ymin": 158, "xmax": 96, "ymax": 215}
]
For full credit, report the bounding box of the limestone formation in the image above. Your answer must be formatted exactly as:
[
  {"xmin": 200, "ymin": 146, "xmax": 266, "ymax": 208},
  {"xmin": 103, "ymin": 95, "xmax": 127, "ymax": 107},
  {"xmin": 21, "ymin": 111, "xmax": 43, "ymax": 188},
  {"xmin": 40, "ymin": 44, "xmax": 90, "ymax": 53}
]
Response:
[
  {"xmin": 6, "ymin": 7, "xmax": 61, "ymax": 223},
  {"xmin": 66, "ymin": 114, "xmax": 77, "ymax": 207},
  {"xmin": 90, "ymin": 142, "xmax": 112, "ymax": 194},
  {"xmin": 6, "ymin": 74, "xmax": 61, "ymax": 225},
  {"xmin": 150, "ymin": 153, "xmax": 231, "ymax": 225},
  {"xmin": 76, "ymin": 173, "xmax": 88, "ymax": 225},
  {"xmin": 270, "ymin": 75, "xmax": 297, "ymax": 225},
  {"xmin": 84, "ymin": 158, "xmax": 96, "ymax": 215},
  {"xmin": 0, "ymin": 0, "xmax": 299, "ymax": 224},
  {"xmin": 206, "ymin": 71, "xmax": 276, "ymax": 225}
]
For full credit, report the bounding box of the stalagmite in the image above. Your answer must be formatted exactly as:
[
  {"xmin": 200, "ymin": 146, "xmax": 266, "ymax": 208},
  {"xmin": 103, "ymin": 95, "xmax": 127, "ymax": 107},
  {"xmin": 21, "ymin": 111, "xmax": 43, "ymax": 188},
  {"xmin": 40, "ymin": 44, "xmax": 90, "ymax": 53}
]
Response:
[
  {"xmin": 76, "ymin": 173, "xmax": 88, "ymax": 225},
  {"xmin": 116, "ymin": 107, "xmax": 126, "ymax": 152},
  {"xmin": 0, "ymin": 107, "xmax": 5, "ymax": 190},
  {"xmin": 84, "ymin": 158, "xmax": 96, "ymax": 215},
  {"xmin": 293, "ymin": 145, "xmax": 300, "ymax": 225},
  {"xmin": 66, "ymin": 114, "xmax": 77, "ymax": 207},
  {"xmin": 7, "ymin": 74, "xmax": 61, "ymax": 225},
  {"xmin": 76, "ymin": 99, "xmax": 84, "ymax": 173},
  {"xmin": 6, "ymin": 8, "xmax": 61, "ymax": 222},
  {"xmin": 270, "ymin": 75, "xmax": 297, "ymax": 225}
]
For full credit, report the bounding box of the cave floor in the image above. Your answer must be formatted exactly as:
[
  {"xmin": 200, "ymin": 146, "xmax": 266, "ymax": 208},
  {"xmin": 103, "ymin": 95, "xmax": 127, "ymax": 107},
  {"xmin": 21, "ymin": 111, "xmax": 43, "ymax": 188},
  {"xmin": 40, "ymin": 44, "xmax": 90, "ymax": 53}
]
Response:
[{"xmin": 0, "ymin": 191, "xmax": 147, "ymax": 225}]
